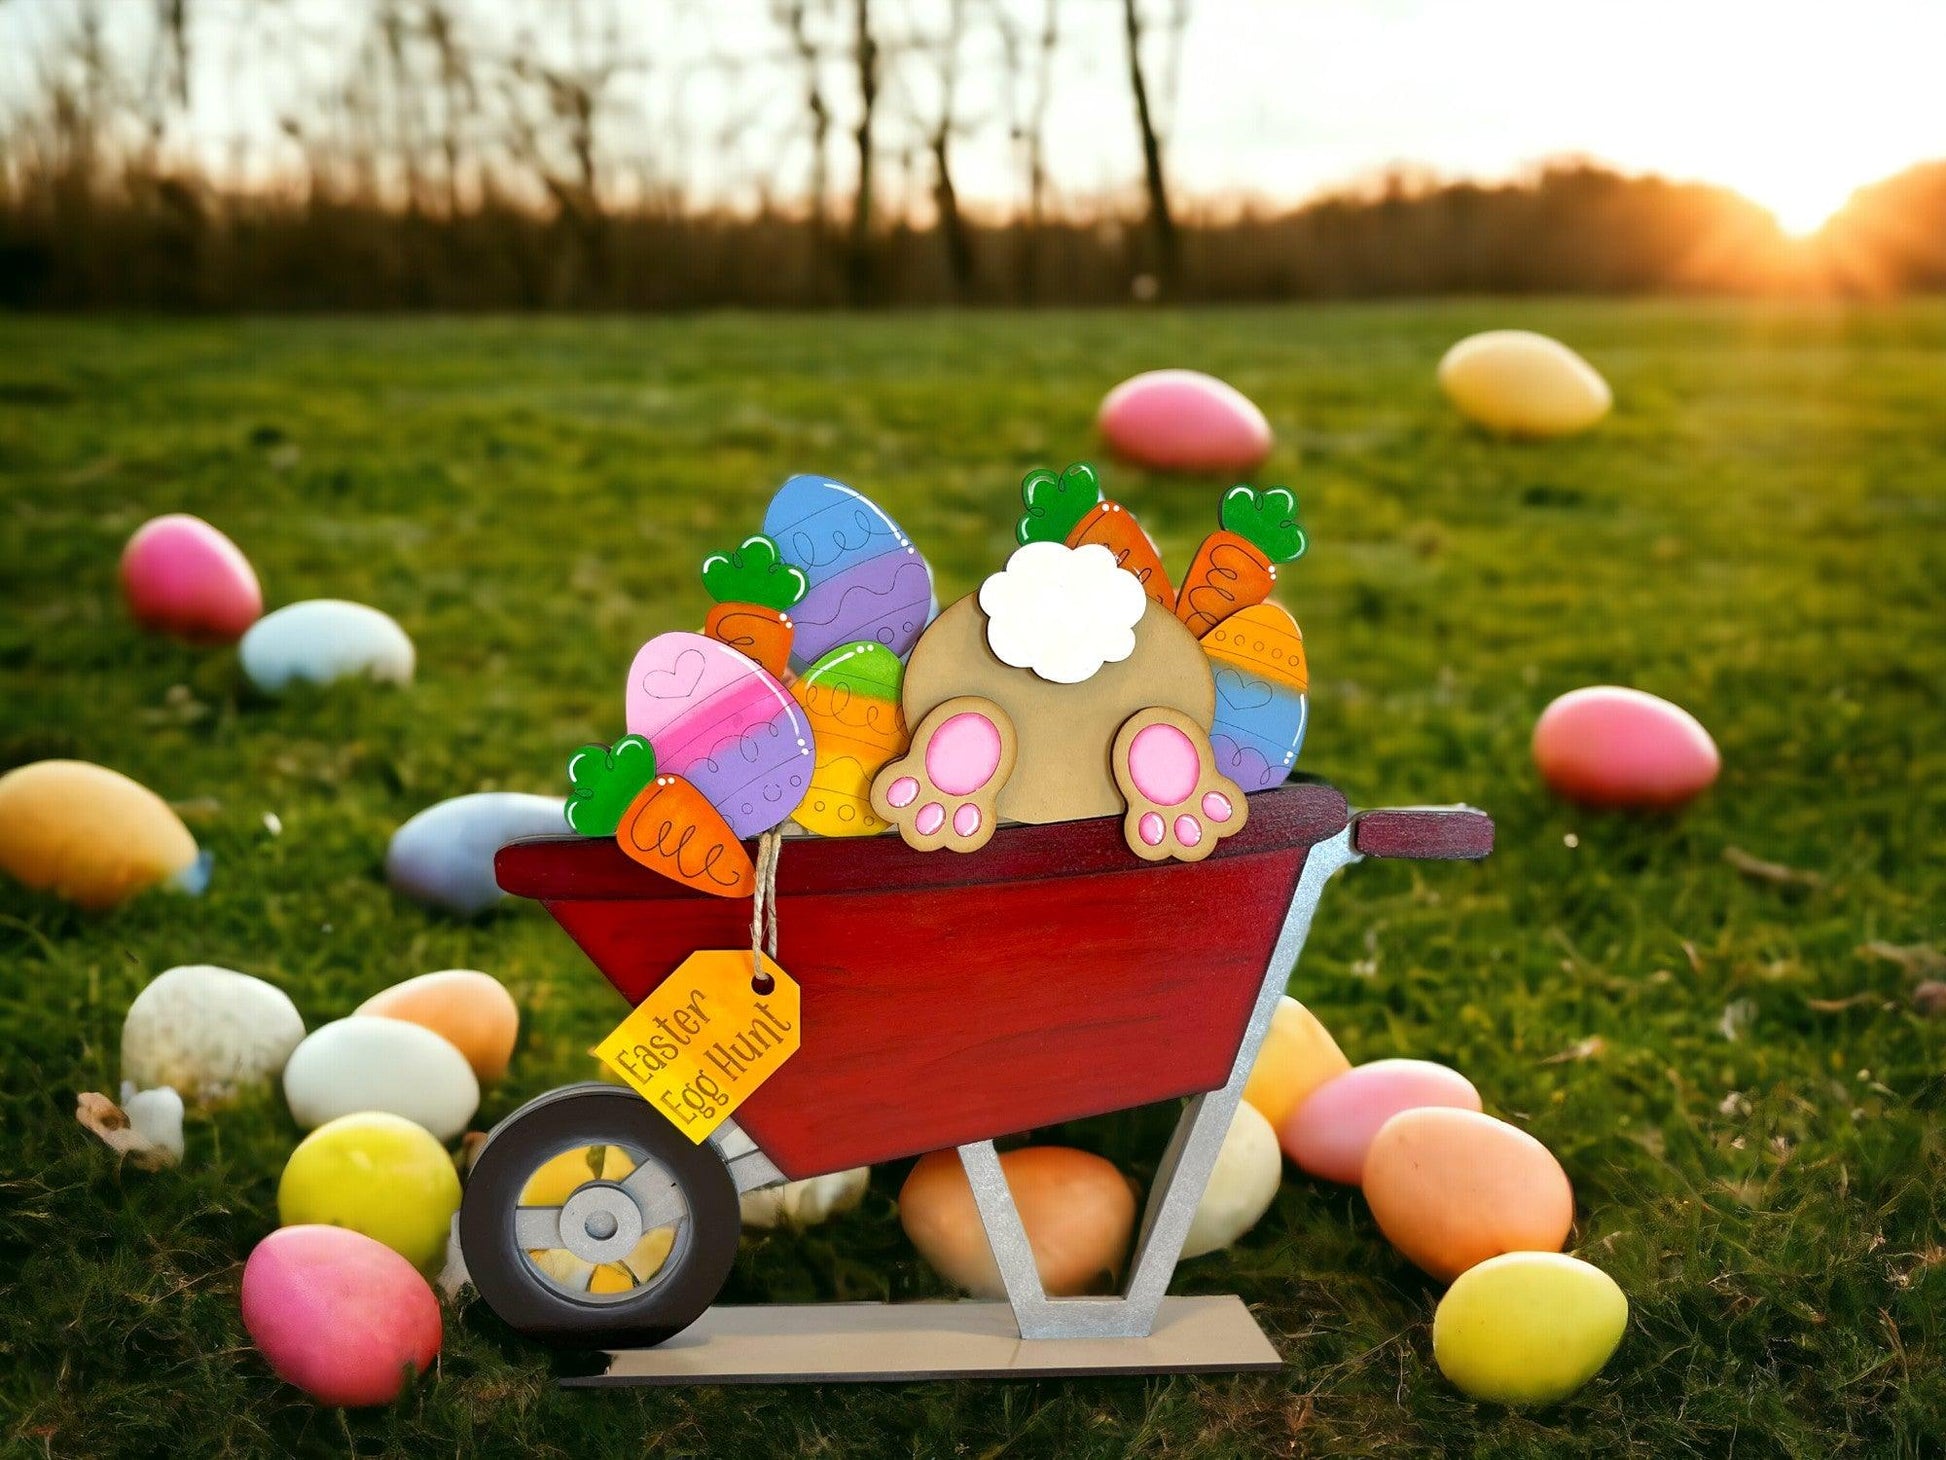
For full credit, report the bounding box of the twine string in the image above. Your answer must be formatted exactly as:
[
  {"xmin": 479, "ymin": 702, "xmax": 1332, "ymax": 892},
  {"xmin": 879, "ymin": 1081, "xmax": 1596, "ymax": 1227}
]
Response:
[{"xmin": 749, "ymin": 831, "xmax": 781, "ymax": 993}]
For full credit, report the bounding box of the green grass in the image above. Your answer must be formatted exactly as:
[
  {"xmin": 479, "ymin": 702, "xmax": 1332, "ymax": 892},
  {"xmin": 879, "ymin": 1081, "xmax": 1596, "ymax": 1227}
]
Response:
[{"xmin": 2, "ymin": 303, "xmax": 1942, "ymax": 1458}]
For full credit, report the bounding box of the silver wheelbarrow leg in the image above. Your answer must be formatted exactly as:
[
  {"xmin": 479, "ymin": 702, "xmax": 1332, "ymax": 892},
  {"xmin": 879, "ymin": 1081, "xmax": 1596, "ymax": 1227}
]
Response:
[{"xmin": 960, "ymin": 827, "xmax": 1362, "ymax": 1341}]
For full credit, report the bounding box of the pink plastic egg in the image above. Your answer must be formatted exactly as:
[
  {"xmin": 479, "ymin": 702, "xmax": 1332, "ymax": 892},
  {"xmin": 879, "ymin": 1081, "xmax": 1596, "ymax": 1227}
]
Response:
[
  {"xmin": 1533, "ymin": 686, "xmax": 1720, "ymax": 810},
  {"xmin": 1097, "ymin": 369, "xmax": 1272, "ymax": 473},
  {"xmin": 240, "ymin": 1225, "xmax": 442, "ymax": 1407},
  {"xmin": 1279, "ymin": 1058, "xmax": 1482, "ymax": 1185},
  {"xmin": 121, "ymin": 514, "xmax": 263, "ymax": 643}
]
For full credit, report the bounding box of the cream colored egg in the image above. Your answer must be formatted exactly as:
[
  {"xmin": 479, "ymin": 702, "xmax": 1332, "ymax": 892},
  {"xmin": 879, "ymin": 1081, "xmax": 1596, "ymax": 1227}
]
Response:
[
  {"xmin": 1241, "ymin": 996, "xmax": 1350, "ymax": 1130},
  {"xmin": 122, "ymin": 965, "xmax": 306, "ymax": 1105},
  {"xmin": 1182, "ymin": 1101, "xmax": 1281, "ymax": 1259},
  {"xmin": 1438, "ymin": 330, "xmax": 1612, "ymax": 438},
  {"xmin": 239, "ymin": 599, "xmax": 414, "ymax": 693},
  {"xmin": 0, "ymin": 761, "xmax": 206, "ymax": 910},
  {"xmin": 899, "ymin": 1147, "xmax": 1135, "ymax": 1299},
  {"xmin": 1433, "ymin": 1251, "xmax": 1628, "ymax": 1406},
  {"xmin": 741, "ymin": 1167, "xmax": 870, "ymax": 1230},
  {"xmin": 357, "ymin": 969, "xmax": 519, "ymax": 1086}
]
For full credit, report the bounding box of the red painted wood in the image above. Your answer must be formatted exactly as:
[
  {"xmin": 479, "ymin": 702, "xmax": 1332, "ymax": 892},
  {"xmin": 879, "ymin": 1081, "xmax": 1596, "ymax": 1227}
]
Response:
[
  {"xmin": 498, "ymin": 783, "xmax": 1350, "ymax": 1178},
  {"xmin": 1350, "ymin": 806, "xmax": 1494, "ymax": 861}
]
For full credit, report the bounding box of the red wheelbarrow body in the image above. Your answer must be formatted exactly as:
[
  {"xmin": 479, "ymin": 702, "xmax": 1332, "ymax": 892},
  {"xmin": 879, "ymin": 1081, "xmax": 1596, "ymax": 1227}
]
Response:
[{"xmin": 496, "ymin": 783, "xmax": 1379, "ymax": 1179}]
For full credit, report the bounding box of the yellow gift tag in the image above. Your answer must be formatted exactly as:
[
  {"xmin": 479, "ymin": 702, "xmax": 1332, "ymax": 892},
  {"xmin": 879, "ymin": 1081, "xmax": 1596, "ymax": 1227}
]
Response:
[{"xmin": 592, "ymin": 951, "xmax": 800, "ymax": 1144}]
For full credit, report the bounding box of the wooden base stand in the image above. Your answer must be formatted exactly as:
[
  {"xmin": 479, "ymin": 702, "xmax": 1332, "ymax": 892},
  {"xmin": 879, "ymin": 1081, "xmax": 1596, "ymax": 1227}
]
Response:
[{"xmin": 570, "ymin": 1295, "xmax": 1281, "ymax": 1386}]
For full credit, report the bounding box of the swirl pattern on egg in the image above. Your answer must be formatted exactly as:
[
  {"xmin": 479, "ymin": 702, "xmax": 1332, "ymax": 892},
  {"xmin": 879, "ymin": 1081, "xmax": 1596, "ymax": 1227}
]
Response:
[{"xmin": 763, "ymin": 474, "xmax": 935, "ymax": 667}]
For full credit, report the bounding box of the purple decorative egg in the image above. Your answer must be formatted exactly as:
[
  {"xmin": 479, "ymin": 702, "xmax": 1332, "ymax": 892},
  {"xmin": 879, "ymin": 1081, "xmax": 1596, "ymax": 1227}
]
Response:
[
  {"xmin": 1098, "ymin": 370, "xmax": 1272, "ymax": 474},
  {"xmin": 625, "ymin": 632, "xmax": 815, "ymax": 836},
  {"xmin": 763, "ymin": 475, "xmax": 934, "ymax": 666}
]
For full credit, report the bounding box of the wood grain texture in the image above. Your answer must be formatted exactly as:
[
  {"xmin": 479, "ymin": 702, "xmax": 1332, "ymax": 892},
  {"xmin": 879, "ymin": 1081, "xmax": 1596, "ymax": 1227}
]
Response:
[
  {"xmin": 499, "ymin": 783, "xmax": 1350, "ymax": 1178},
  {"xmin": 1351, "ymin": 806, "xmax": 1494, "ymax": 860}
]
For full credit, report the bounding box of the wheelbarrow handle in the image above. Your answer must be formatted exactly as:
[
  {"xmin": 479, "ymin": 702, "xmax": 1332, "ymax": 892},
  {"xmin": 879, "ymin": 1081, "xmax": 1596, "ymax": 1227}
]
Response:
[{"xmin": 1351, "ymin": 805, "xmax": 1494, "ymax": 860}]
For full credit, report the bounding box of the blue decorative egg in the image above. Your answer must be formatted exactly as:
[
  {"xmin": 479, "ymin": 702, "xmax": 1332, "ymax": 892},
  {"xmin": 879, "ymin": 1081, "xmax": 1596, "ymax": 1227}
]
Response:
[
  {"xmin": 1201, "ymin": 604, "xmax": 1309, "ymax": 793},
  {"xmin": 762, "ymin": 475, "xmax": 934, "ymax": 667}
]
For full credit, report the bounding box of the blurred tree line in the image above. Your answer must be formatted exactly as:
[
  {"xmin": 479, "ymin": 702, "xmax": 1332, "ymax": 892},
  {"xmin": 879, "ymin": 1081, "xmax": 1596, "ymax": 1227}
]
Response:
[{"xmin": 2, "ymin": 0, "xmax": 1942, "ymax": 311}]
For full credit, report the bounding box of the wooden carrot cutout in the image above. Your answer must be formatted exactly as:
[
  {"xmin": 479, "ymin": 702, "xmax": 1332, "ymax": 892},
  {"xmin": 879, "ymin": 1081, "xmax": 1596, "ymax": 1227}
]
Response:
[
  {"xmin": 1176, "ymin": 485, "xmax": 1308, "ymax": 640},
  {"xmin": 1015, "ymin": 462, "xmax": 1175, "ymax": 611},
  {"xmin": 565, "ymin": 735, "xmax": 755, "ymax": 899},
  {"xmin": 700, "ymin": 534, "xmax": 808, "ymax": 681}
]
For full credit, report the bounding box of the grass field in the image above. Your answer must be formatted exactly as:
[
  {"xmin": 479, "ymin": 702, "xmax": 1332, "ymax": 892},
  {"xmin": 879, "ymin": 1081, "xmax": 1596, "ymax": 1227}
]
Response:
[{"xmin": 2, "ymin": 303, "xmax": 1942, "ymax": 1458}]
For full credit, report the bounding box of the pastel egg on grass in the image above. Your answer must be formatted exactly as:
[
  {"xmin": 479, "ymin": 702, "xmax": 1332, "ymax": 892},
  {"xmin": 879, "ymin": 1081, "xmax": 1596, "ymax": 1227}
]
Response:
[
  {"xmin": 357, "ymin": 969, "xmax": 519, "ymax": 1087},
  {"xmin": 1437, "ymin": 330, "xmax": 1612, "ymax": 439},
  {"xmin": 1181, "ymin": 1101, "xmax": 1282, "ymax": 1259},
  {"xmin": 120, "ymin": 513, "xmax": 262, "ymax": 643},
  {"xmin": 519, "ymin": 1144, "xmax": 677, "ymax": 1292},
  {"xmin": 0, "ymin": 760, "xmax": 210, "ymax": 910},
  {"xmin": 624, "ymin": 631, "xmax": 816, "ymax": 838},
  {"xmin": 1280, "ymin": 1059, "xmax": 1482, "ymax": 1185},
  {"xmin": 1097, "ymin": 368, "xmax": 1273, "ymax": 474},
  {"xmin": 741, "ymin": 1167, "xmax": 871, "ymax": 1231},
  {"xmin": 278, "ymin": 1111, "xmax": 462, "ymax": 1274},
  {"xmin": 789, "ymin": 641, "xmax": 909, "ymax": 837},
  {"xmin": 1240, "ymin": 995, "xmax": 1350, "ymax": 1130},
  {"xmin": 283, "ymin": 1016, "xmax": 480, "ymax": 1144},
  {"xmin": 1533, "ymin": 686, "xmax": 1721, "ymax": 811},
  {"xmin": 241, "ymin": 1225, "xmax": 442, "ymax": 1407},
  {"xmin": 122, "ymin": 964, "xmax": 305, "ymax": 1106},
  {"xmin": 762, "ymin": 475, "xmax": 936, "ymax": 668},
  {"xmin": 1433, "ymin": 1252, "xmax": 1627, "ymax": 1406},
  {"xmin": 239, "ymin": 599, "xmax": 415, "ymax": 693},
  {"xmin": 900, "ymin": 1147, "xmax": 1136, "ymax": 1299},
  {"xmin": 1361, "ymin": 1107, "xmax": 1574, "ymax": 1283},
  {"xmin": 385, "ymin": 792, "xmax": 569, "ymax": 918},
  {"xmin": 1202, "ymin": 603, "xmax": 1310, "ymax": 793}
]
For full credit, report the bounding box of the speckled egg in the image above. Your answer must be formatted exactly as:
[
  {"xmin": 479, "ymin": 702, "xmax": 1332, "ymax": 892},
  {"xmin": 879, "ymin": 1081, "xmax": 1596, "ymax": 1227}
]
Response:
[
  {"xmin": 239, "ymin": 599, "xmax": 414, "ymax": 693},
  {"xmin": 241, "ymin": 1225, "xmax": 442, "ymax": 1407},
  {"xmin": 1241, "ymin": 995, "xmax": 1349, "ymax": 1130},
  {"xmin": 1280, "ymin": 1059, "xmax": 1481, "ymax": 1185},
  {"xmin": 1098, "ymin": 369, "xmax": 1273, "ymax": 473},
  {"xmin": 1533, "ymin": 686, "xmax": 1720, "ymax": 810},
  {"xmin": 0, "ymin": 760, "xmax": 208, "ymax": 910},
  {"xmin": 624, "ymin": 631, "xmax": 815, "ymax": 837},
  {"xmin": 121, "ymin": 513, "xmax": 262, "ymax": 643},
  {"xmin": 357, "ymin": 969, "xmax": 518, "ymax": 1087},
  {"xmin": 283, "ymin": 1016, "xmax": 479, "ymax": 1142},
  {"xmin": 1363, "ymin": 1107, "xmax": 1574, "ymax": 1282},
  {"xmin": 1437, "ymin": 331, "xmax": 1612, "ymax": 438},
  {"xmin": 385, "ymin": 792, "xmax": 569, "ymax": 917},
  {"xmin": 1434, "ymin": 1252, "xmax": 1627, "ymax": 1406},
  {"xmin": 1181, "ymin": 1101, "xmax": 1282, "ymax": 1258},
  {"xmin": 900, "ymin": 1147, "xmax": 1135, "ymax": 1299},
  {"xmin": 763, "ymin": 475, "xmax": 935, "ymax": 666},
  {"xmin": 278, "ymin": 1111, "xmax": 463, "ymax": 1273},
  {"xmin": 122, "ymin": 964, "xmax": 305, "ymax": 1105}
]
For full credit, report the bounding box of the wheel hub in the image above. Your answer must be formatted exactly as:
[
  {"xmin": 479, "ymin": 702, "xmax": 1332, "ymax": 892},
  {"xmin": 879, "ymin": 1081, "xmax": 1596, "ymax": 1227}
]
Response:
[{"xmin": 558, "ymin": 1182, "xmax": 644, "ymax": 1265}]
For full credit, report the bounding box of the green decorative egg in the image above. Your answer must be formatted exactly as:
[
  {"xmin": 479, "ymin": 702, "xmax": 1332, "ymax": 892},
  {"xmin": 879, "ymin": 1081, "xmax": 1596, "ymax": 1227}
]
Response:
[{"xmin": 1432, "ymin": 1251, "xmax": 1627, "ymax": 1406}]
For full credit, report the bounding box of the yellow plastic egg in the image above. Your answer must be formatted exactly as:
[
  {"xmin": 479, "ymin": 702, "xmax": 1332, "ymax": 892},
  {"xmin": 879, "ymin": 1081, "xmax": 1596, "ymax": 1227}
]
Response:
[
  {"xmin": 1241, "ymin": 996, "xmax": 1350, "ymax": 1130},
  {"xmin": 278, "ymin": 1112, "xmax": 461, "ymax": 1274},
  {"xmin": 0, "ymin": 760, "xmax": 206, "ymax": 909},
  {"xmin": 1433, "ymin": 1251, "xmax": 1628, "ymax": 1406},
  {"xmin": 1437, "ymin": 331, "xmax": 1612, "ymax": 438}
]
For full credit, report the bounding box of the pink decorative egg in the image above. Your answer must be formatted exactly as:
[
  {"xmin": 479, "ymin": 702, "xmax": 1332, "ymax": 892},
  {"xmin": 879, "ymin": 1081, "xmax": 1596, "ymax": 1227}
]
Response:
[
  {"xmin": 240, "ymin": 1225, "xmax": 442, "ymax": 1407},
  {"xmin": 121, "ymin": 514, "xmax": 262, "ymax": 643},
  {"xmin": 1533, "ymin": 686, "xmax": 1720, "ymax": 810},
  {"xmin": 1098, "ymin": 369, "xmax": 1272, "ymax": 473},
  {"xmin": 1279, "ymin": 1058, "xmax": 1482, "ymax": 1185}
]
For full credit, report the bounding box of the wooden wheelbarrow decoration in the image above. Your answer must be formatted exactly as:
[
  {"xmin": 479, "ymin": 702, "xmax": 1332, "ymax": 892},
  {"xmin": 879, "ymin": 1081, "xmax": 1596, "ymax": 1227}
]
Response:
[{"xmin": 462, "ymin": 786, "xmax": 1492, "ymax": 1384}]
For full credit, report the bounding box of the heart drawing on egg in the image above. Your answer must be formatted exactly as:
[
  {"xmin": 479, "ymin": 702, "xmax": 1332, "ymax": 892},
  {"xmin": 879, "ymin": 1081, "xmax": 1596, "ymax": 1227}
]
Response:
[
  {"xmin": 1214, "ymin": 666, "xmax": 1275, "ymax": 710},
  {"xmin": 640, "ymin": 648, "xmax": 706, "ymax": 702}
]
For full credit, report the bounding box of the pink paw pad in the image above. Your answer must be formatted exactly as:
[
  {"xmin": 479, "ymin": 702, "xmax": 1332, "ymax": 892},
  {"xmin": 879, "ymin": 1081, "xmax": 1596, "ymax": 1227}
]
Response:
[
  {"xmin": 926, "ymin": 712, "xmax": 1003, "ymax": 796},
  {"xmin": 885, "ymin": 776, "xmax": 920, "ymax": 809},
  {"xmin": 1174, "ymin": 814, "xmax": 1203, "ymax": 848},
  {"xmin": 915, "ymin": 802, "xmax": 946, "ymax": 835},
  {"xmin": 1139, "ymin": 812, "xmax": 1166, "ymax": 846},
  {"xmin": 953, "ymin": 803, "xmax": 981, "ymax": 837},
  {"xmin": 1126, "ymin": 723, "xmax": 1200, "ymax": 807},
  {"xmin": 1201, "ymin": 791, "xmax": 1233, "ymax": 823}
]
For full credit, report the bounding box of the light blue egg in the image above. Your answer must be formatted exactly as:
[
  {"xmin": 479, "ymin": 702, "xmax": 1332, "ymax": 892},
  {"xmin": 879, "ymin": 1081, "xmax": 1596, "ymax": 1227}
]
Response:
[{"xmin": 763, "ymin": 474, "xmax": 934, "ymax": 666}]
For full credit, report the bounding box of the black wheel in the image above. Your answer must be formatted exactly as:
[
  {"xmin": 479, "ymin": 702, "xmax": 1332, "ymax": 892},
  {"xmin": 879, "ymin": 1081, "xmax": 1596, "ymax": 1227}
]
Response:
[{"xmin": 460, "ymin": 1083, "xmax": 740, "ymax": 1349}]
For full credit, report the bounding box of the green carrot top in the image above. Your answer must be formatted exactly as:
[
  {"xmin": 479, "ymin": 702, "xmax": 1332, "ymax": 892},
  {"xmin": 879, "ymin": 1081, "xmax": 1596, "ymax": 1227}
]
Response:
[
  {"xmin": 565, "ymin": 734, "xmax": 658, "ymax": 836},
  {"xmin": 1219, "ymin": 485, "xmax": 1308, "ymax": 563},
  {"xmin": 1015, "ymin": 461, "xmax": 1105, "ymax": 545},
  {"xmin": 700, "ymin": 534, "xmax": 809, "ymax": 611}
]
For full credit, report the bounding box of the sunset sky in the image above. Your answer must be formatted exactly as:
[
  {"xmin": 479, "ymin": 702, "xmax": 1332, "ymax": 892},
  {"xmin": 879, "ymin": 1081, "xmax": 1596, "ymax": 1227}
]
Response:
[{"xmin": 6, "ymin": 0, "xmax": 1946, "ymax": 233}]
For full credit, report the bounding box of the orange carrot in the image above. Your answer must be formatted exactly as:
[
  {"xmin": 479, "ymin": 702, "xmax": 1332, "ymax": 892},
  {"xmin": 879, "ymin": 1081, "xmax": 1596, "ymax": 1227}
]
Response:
[
  {"xmin": 1068, "ymin": 501, "xmax": 1176, "ymax": 612},
  {"xmin": 615, "ymin": 773, "xmax": 755, "ymax": 899},
  {"xmin": 703, "ymin": 601, "xmax": 794, "ymax": 681},
  {"xmin": 1176, "ymin": 485, "xmax": 1307, "ymax": 640}
]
